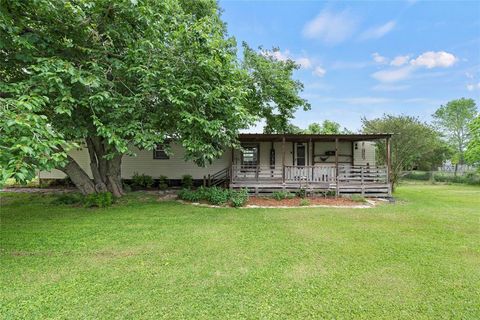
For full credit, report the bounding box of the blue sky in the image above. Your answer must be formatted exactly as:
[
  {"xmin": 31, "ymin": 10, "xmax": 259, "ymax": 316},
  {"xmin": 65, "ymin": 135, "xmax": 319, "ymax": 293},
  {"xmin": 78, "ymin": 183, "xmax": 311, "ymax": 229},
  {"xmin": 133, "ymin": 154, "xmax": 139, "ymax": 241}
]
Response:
[{"xmin": 219, "ymin": 0, "xmax": 480, "ymax": 131}]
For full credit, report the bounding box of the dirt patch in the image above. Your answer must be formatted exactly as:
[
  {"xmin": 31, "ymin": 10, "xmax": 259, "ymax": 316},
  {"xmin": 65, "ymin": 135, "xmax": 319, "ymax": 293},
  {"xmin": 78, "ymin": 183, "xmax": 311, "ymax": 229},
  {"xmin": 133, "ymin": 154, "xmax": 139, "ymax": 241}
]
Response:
[{"xmin": 247, "ymin": 196, "xmax": 364, "ymax": 207}]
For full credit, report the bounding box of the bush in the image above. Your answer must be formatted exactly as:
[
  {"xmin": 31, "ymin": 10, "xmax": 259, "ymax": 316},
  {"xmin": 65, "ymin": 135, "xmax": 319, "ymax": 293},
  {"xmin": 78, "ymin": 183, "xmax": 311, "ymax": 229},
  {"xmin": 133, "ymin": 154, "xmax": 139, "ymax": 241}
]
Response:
[
  {"xmin": 83, "ymin": 192, "xmax": 113, "ymax": 208},
  {"xmin": 230, "ymin": 188, "xmax": 249, "ymax": 207},
  {"xmin": 181, "ymin": 174, "xmax": 194, "ymax": 189},
  {"xmin": 272, "ymin": 191, "xmax": 294, "ymax": 201},
  {"xmin": 51, "ymin": 193, "xmax": 83, "ymax": 205},
  {"xmin": 205, "ymin": 186, "xmax": 230, "ymax": 205},
  {"xmin": 403, "ymin": 171, "xmax": 431, "ymax": 181},
  {"xmin": 158, "ymin": 175, "xmax": 168, "ymax": 191},
  {"xmin": 178, "ymin": 188, "xmax": 203, "ymax": 202},
  {"xmin": 131, "ymin": 172, "xmax": 154, "ymax": 189},
  {"xmin": 299, "ymin": 198, "xmax": 310, "ymax": 206},
  {"xmin": 433, "ymin": 172, "xmax": 480, "ymax": 185},
  {"xmin": 296, "ymin": 188, "xmax": 307, "ymax": 198}
]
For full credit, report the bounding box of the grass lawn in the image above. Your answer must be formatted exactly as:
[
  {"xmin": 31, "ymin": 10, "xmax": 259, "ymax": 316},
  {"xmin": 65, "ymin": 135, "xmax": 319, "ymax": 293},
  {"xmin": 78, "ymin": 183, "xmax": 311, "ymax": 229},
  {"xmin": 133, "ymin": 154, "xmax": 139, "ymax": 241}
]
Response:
[{"xmin": 1, "ymin": 183, "xmax": 479, "ymax": 319}]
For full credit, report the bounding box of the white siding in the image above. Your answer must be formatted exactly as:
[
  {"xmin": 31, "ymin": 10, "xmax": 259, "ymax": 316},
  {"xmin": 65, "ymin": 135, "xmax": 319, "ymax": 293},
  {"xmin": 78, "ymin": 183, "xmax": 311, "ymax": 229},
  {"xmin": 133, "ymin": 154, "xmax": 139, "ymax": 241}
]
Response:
[
  {"xmin": 312, "ymin": 141, "xmax": 352, "ymax": 165},
  {"xmin": 40, "ymin": 144, "xmax": 231, "ymax": 180},
  {"xmin": 40, "ymin": 139, "xmax": 378, "ymax": 180},
  {"xmin": 353, "ymin": 141, "xmax": 376, "ymax": 166}
]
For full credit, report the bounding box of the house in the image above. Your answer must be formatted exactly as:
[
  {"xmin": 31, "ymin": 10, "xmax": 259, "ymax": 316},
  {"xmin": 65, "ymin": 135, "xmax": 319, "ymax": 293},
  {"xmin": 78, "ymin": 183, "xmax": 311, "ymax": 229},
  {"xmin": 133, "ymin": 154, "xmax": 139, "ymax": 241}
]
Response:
[{"xmin": 40, "ymin": 133, "xmax": 392, "ymax": 197}]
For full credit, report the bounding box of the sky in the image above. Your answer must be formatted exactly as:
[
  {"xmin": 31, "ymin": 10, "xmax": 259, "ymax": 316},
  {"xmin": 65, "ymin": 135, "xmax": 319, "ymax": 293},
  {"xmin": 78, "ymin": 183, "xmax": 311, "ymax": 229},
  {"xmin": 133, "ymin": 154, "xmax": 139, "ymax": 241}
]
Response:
[{"xmin": 219, "ymin": 0, "xmax": 480, "ymax": 132}]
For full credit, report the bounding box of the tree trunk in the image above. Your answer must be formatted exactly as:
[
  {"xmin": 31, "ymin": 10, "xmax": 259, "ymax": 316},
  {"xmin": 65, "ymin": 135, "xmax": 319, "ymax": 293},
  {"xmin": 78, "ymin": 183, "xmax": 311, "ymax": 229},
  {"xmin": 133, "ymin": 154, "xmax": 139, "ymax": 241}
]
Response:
[
  {"xmin": 58, "ymin": 136, "xmax": 125, "ymax": 197},
  {"xmin": 105, "ymin": 154, "xmax": 124, "ymax": 197},
  {"xmin": 59, "ymin": 156, "xmax": 96, "ymax": 195}
]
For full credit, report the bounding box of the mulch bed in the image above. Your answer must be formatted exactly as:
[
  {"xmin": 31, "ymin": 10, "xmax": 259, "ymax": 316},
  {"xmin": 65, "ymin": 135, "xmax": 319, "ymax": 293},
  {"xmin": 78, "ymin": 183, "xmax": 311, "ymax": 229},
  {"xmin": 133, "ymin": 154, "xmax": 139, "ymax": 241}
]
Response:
[{"xmin": 247, "ymin": 196, "xmax": 364, "ymax": 207}]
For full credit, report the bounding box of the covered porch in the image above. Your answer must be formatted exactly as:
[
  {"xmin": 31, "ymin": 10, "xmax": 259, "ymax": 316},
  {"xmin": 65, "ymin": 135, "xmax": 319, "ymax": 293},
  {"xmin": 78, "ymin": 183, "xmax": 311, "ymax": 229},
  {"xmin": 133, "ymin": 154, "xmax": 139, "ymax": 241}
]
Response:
[{"xmin": 229, "ymin": 133, "xmax": 392, "ymax": 197}]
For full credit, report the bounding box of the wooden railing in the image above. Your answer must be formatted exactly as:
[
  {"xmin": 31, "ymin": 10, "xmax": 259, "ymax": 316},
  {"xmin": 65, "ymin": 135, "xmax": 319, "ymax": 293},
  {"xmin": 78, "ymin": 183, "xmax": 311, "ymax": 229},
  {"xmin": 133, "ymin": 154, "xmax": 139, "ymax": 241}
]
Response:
[
  {"xmin": 231, "ymin": 164, "xmax": 389, "ymax": 185},
  {"xmin": 284, "ymin": 165, "xmax": 336, "ymax": 183},
  {"xmin": 337, "ymin": 165, "xmax": 388, "ymax": 184}
]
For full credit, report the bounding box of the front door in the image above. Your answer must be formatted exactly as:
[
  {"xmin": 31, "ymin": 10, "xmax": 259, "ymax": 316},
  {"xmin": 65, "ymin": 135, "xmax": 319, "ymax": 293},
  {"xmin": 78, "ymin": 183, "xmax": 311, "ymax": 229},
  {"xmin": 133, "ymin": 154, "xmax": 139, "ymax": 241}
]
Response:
[{"xmin": 296, "ymin": 143, "xmax": 306, "ymax": 166}]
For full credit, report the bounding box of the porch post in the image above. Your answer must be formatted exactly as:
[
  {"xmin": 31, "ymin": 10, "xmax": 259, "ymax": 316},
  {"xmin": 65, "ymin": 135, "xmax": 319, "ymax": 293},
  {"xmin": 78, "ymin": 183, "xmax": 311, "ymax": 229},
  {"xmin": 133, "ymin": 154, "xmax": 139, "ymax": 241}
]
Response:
[
  {"xmin": 335, "ymin": 137, "xmax": 339, "ymax": 197},
  {"xmin": 386, "ymin": 136, "xmax": 392, "ymax": 195},
  {"xmin": 282, "ymin": 136, "xmax": 286, "ymax": 184}
]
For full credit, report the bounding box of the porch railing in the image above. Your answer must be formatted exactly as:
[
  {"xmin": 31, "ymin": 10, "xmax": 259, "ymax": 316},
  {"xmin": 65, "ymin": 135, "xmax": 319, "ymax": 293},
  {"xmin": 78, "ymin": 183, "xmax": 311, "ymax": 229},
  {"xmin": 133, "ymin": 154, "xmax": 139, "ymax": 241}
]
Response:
[{"xmin": 231, "ymin": 164, "xmax": 388, "ymax": 184}]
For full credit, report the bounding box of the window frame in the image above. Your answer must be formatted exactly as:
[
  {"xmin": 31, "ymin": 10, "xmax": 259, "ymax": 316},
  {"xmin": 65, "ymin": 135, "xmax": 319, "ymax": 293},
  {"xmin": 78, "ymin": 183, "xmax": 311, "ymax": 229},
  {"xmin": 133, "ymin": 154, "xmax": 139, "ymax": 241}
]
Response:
[{"xmin": 153, "ymin": 143, "xmax": 170, "ymax": 160}]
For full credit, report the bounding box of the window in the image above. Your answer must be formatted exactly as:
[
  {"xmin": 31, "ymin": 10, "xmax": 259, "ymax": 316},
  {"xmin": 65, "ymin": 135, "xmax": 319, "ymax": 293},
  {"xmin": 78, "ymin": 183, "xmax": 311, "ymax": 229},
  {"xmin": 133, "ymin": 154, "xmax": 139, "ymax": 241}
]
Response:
[
  {"xmin": 241, "ymin": 144, "xmax": 259, "ymax": 166},
  {"xmin": 153, "ymin": 144, "xmax": 169, "ymax": 160}
]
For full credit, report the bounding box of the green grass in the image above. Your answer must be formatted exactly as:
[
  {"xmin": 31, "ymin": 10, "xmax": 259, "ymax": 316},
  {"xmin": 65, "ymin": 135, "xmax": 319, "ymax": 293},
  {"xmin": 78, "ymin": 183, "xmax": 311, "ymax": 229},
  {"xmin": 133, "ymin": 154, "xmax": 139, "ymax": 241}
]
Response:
[{"xmin": 1, "ymin": 184, "xmax": 479, "ymax": 319}]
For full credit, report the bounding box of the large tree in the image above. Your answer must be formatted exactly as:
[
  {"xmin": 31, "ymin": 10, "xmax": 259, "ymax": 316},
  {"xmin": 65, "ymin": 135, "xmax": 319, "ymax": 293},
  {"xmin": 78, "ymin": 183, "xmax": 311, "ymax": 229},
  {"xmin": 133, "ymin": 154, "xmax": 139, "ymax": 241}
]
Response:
[
  {"xmin": 432, "ymin": 98, "xmax": 478, "ymax": 174},
  {"xmin": 304, "ymin": 120, "xmax": 351, "ymax": 134},
  {"xmin": 362, "ymin": 115, "xmax": 448, "ymax": 186},
  {"xmin": 0, "ymin": 0, "xmax": 308, "ymax": 196},
  {"xmin": 465, "ymin": 115, "xmax": 480, "ymax": 167}
]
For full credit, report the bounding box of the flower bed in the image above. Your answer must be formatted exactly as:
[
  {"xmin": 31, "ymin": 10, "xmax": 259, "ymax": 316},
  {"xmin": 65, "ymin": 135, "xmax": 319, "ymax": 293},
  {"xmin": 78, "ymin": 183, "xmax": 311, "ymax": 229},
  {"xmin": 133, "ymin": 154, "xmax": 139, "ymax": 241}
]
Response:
[{"xmin": 246, "ymin": 196, "xmax": 366, "ymax": 207}]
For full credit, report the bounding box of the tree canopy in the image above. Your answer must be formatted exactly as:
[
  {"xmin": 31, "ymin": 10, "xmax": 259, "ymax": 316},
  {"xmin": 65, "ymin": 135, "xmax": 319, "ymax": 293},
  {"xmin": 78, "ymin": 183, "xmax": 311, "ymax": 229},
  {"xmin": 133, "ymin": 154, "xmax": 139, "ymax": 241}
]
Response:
[
  {"xmin": 432, "ymin": 98, "xmax": 477, "ymax": 168},
  {"xmin": 465, "ymin": 115, "xmax": 480, "ymax": 167},
  {"xmin": 362, "ymin": 114, "xmax": 448, "ymax": 185},
  {"xmin": 0, "ymin": 0, "xmax": 309, "ymax": 195}
]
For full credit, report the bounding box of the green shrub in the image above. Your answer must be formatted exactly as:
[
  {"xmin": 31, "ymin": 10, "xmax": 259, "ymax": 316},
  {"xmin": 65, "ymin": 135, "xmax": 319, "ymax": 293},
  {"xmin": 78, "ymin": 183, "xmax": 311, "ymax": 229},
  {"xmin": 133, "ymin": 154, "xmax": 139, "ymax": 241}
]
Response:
[
  {"xmin": 83, "ymin": 192, "xmax": 113, "ymax": 208},
  {"xmin": 181, "ymin": 174, "xmax": 194, "ymax": 189},
  {"xmin": 433, "ymin": 172, "xmax": 480, "ymax": 185},
  {"xmin": 272, "ymin": 190, "xmax": 294, "ymax": 201},
  {"xmin": 230, "ymin": 188, "xmax": 249, "ymax": 207},
  {"xmin": 51, "ymin": 193, "xmax": 83, "ymax": 205},
  {"xmin": 158, "ymin": 175, "xmax": 168, "ymax": 191},
  {"xmin": 296, "ymin": 188, "xmax": 307, "ymax": 198},
  {"xmin": 299, "ymin": 198, "xmax": 310, "ymax": 206},
  {"xmin": 178, "ymin": 189, "xmax": 203, "ymax": 202},
  {"xmin": 350, "ymin": 194, "xmax": 366, "ymax": 203},
  {"xmin": 131, "ymin": 172, "xmax": 154, "ymax": 189},
  {"xmin": 205, "ymin": 186, "xmax": 230, "ymax": 205},
  {"xmin": 403, "ymin": 171, "xmax": 431, "ymax": 181}
]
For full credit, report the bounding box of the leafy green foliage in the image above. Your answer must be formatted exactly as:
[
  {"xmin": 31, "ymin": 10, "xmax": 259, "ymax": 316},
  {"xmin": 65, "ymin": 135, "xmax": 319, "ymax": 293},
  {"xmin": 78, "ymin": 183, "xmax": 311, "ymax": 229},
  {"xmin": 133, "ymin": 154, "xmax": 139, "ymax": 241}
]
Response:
[
  {"xmin": 131, "ymin": 172, "xmax": 154, "ymax": 189},
  {"xmin": 304, "ymin": 120, "xmax": 351, "ymax": 134},
  {"xmin": 296, "ymin": 188, "xmax": 307, "ymax": 198},
  {"xmin": 0, "ymin": 1, "xmax": 309, "ymax": 189},
  {"xmin": 242, "ymin": 44, "xmax": 310, "ymax": 134},
  {"xmin": 433, "ymin": 172, "xmax": 480, "ymax": 185},
  {"xmin": 362, "ymin": 115, "xmax": 447, "ymax": 185},
  {"xmin": 83, "ymin": 192, "xmax": 113, "ymax": 208},
  {"xmin": 178, "ymin": 188, "xmax": 204, "ymax": 202},
  {"xmin": 272, "ymin": 191, "xmax": 295, "ymax": 201},
  {"xmin": 205, "ymin": 186, "xmax": 230, "ymax": 205},
  {"xmin": 179, "ymin": 186, "xmax": 248, "ymax": 207},
  {"xmin": 432, "ymin": 98, "xmax": 478, "ymax": 166},
  {"xmin": 158, "ymin": 175, "xmax": 168, "ymax": 191},
  {"xmin": 299, "ymin": 198, "xmax": 310, "ymax": 206},
  {"xmin": 465, "ymin": 115, "xmax": 480, "ymax": 166},
  {"xmin": 181, "ymin": 175, "xmax": 194, "ymax": 189},
  {"xmin": 230, "ymin": 188, "xmax": 249, "ymax": 207}
]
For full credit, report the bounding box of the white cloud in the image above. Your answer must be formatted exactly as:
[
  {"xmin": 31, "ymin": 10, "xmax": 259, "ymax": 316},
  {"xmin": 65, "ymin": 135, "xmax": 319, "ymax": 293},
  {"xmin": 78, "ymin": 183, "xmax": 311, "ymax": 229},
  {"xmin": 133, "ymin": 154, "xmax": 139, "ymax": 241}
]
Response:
[
  {"xmin": 466, "ymin": 82, "xmax": 480, "ymax": 91},
  {"xmin": 371, "ymin": 51, "xmax": 458, "ymax": 83},
  {"xmin": 372, "ymin": 52, "xmax": 388, "ymax": 64},
  {"xmin": 372, "ymin": 66, "xmax": 415, "ymax": 82},
  {"xmin": 359, "ymin": 20, "xmax": 396, "ymax": 40},
  {"xmin": 390, "ymin": 55, "xmax": 410, "ymax": 67},
  {"xmin": 264, "ymin": 49, "xmax": 291, "ymax": 62},
  {"xmin": 313, "ymin": 66, "xmax": 327, "ymax": 77},
  {"xmin": 410, "ymin": 51, "xmax": 457, "ymax": 68},
  {"xmin": 296, "ymin": 57, "xmax": 312, "ymax": 69},
  {"xmin": 302, "ymin": 9, "xmax": 359, "ymax": 44}
]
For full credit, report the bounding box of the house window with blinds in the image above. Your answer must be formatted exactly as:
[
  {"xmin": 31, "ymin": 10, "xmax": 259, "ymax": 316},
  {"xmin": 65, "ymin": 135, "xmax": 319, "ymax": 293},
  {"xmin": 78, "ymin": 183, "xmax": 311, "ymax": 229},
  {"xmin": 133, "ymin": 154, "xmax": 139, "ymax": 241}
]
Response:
[{"xmin": 153, "ymin": 144, "xmax": 169, "ymax": 160}]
